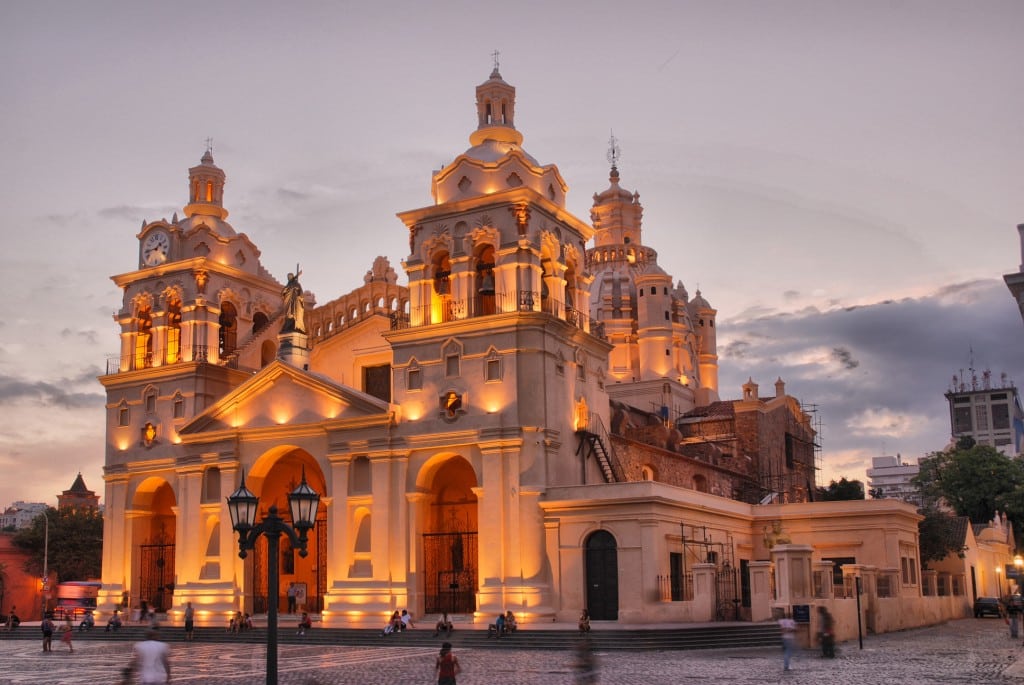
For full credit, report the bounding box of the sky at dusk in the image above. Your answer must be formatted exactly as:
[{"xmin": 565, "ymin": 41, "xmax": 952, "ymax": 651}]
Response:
[{"xmin": 1, "ymin": 1, "xmax": 1022, "ymax": 507}]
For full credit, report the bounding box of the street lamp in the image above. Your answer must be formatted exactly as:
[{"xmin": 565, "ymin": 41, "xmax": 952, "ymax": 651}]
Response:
[
  {"xmin": 1015, "ymin": 555, "xmax": 1023, "ymax": 594},
  {"xmin": 997, "ymin": 566, "xmax": 1004, "ymax": 598},
  {"xmin": 227, "ymin": 469, "xmax": 320, "ymax": 685}
]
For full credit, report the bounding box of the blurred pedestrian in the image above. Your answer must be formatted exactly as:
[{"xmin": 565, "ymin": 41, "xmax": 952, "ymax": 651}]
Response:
[
  {"xmin": 435, "ymin": 641, "xmax": 461, "ymax": 685},
  {"xmin": 817, "ymin": 606, "xmax": 835, "ymax": 658},
  {"xmin": 131, "ymin": 627, "xmax": 171, "ymax": 684},
  {"xmin": 574, "ymin": 636, "xmax": 599, "ymax": 684},
  {"xmin": 60, "ymin": 617, "xmax": 73, "ymax": 652},
  {"xmin": 778, "ymin": 611, "xmax": 797, "ymax": 670}
]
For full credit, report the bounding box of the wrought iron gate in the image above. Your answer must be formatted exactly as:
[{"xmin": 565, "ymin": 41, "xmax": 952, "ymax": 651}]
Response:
[
  {"xmin": 139, "ymin": 543, "xmax": 175, "ymax": 613},
  {"xmin": 251, "ymin": 519, "xmax": 326, "ymax": 614},
  {"xmin": 423, "ymin": 532, "xmax": 478, "ymax": 614},
  {"xmin": 715, "ymin": 564, "xmax": 740, "ymax": 621}
]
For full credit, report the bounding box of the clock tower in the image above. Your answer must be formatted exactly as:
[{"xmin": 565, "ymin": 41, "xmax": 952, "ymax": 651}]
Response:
[{"xmin": 98, "ymin": 148, "xmax": 293, "ymax": 615}]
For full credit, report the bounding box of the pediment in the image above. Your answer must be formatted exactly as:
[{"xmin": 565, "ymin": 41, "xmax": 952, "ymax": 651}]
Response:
[{"xmin": 179, "ymin": 360, "xmax": 390, "ymax": 437}]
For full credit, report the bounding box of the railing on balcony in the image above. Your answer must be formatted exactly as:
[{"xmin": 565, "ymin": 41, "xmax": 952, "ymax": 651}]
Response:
[
  {"xmin": 105, "ymin": 344, "xmax": 214, "ymax": 375},
  {"xmin": 389, "ymin": 289, "xmax": 607, "ymax": 340}
]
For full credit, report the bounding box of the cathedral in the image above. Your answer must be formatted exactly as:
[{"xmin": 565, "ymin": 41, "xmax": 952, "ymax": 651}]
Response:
[{"xmin": 97, "ymin": 67, "xmax": 914, "ymax": 627}]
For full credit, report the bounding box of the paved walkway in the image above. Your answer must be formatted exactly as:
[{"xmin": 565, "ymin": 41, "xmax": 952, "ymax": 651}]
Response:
[{"xmin": 1, "ymin": 617, "xmax": 1023, "ymax": 684}]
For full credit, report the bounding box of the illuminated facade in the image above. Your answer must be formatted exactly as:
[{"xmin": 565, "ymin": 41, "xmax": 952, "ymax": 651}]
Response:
[{"xmin": 98, "ymin": 68, "xmax": 937, "ymax": 628}]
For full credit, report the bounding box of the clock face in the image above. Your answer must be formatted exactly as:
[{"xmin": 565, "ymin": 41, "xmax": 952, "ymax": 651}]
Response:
[{"xmin": 142, "ymin": 231, "xmax": 170, "ymax": 266}]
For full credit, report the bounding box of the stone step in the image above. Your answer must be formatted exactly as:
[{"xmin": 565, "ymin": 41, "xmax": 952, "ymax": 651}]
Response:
[{"xmin": 0, "ymin": 623, "xmax": 782, "ymax": 651}]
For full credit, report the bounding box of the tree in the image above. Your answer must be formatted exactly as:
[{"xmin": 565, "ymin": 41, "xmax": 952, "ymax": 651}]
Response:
[
  {"xmin": 12, "ymin": 507, "xmax": 103, "ymax": 582},
  {"xmin": 816, "ymin": 477, "xmax": 865, "ymax": 501},
  {"xmin": 869, "ymin": 487, "xmax": 886, "ymax": 499},
  {"xmin": 917, "ymin": 506, "xmax": 966, "ymax": 567},
  {"xmin": 913, "ymin": 444, "xmax": 1024, "ymax": 526}
]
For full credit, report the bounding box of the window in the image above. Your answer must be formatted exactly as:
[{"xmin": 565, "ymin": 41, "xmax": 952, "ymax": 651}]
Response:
[
  {"xmin": 577, "ymin": 359, "xmax": 585, "ymax": 380},
  {"xmin": 993, "ymin": 403, "xmax": 1010, "ymax": 430},
  {"xmin": 173, "ymin": 394, "xmax": 184, "ymax": 419},
  {"xmin": 975, "ymin": 404, "xmax": 989, "ymax": 431},
  {"xmin": 219, "ymin": 301, "xmax": 238, "ymax": 356},
  {"xmin": 650, "ymin": 287, "xmax": 656, "ymax": 295},
  {"xmin": 900, "ymin": 545, "xmax": 918, "ymax": 585},
  {"xmin": 118, "ymin": 404, "xmax": 130, "ymax": 427},
  {"xmin": 486, "ymin": 358, "xmax": 500, "ymax": 382},
  {"xmin": 407, "ymin": 367, "xmax": 422, "ymax": 391},
  {"xmin": 363, "ymin": 364, "xmax": 392, "ymax": 403},
  {"xmin": 135, "ymin": 307, "xmax": 153, "ymax": 369},
  {"xmin": 166, "ymin": 297, "xmax": 182, "ymax": 363},
  {"xmin": 446, "ymin": 354, "xmax": 460, "ymax": 377},
  {"xmin": 822, "ymin": 556, "xmax": 856, "ymax": 586},
  {"xmin": 145, "ymin": 391, "xmax": 156, "ymax": 414},
  {"xmin": 202, "ymin": 467, "xmax": 221, "ymax": 503}
]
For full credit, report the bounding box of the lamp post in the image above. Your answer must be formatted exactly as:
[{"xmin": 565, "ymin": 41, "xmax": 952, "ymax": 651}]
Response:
[
  {"xmin": 1015, "ymin": 555, "xmax": 1023, "ymax": 594},
  {"xmin": 227, "ymin": 469, "xmax": 320, "ymax": 685},
  {"xmin": 997, "ymin": 565, "xmax": 1004, "ymax": 598}
]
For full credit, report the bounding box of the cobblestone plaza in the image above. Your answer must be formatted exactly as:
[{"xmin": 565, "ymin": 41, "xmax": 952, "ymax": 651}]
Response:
[{"xmin": 1, "ymin": 618, "xmax": 1023, "ymax": 685}]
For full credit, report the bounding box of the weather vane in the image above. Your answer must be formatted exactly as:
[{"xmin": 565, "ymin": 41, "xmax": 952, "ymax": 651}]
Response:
[
  {"xmin": 607, "ymin": 130, "xmax": 621, "ymax": 169},
  {"xmin": 491, "ymin": 49, "xmax": 500, "ymax": 73}
]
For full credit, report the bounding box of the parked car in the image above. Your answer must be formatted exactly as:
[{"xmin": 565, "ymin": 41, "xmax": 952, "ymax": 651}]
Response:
[{"xmin": 974, "ymin": 596, "xmax": 1003, "ymax": 618}]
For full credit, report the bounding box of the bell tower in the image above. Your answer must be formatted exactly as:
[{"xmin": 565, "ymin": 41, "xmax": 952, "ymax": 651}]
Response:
[{"xmin": 183, "ymin": 144, "xmax": 228, "ymax": 220}]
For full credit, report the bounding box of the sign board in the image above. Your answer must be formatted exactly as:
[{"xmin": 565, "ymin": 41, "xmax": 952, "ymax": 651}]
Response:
[{"xmin": 792, "ymin": 604, "xmax": 811, "ymax": 623}]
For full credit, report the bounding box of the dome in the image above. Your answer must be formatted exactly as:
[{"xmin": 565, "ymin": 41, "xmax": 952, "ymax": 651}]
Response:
[{"xmin": 462, "ymin": 139, "xmax": 539, "ymax": 166}]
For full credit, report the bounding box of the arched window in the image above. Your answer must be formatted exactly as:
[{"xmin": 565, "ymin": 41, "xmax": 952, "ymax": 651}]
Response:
[
  {"xmin": 135, "ymin": 306, "xmax": 153, "ymax": 370},
  {"xmin": 252, "ymin": 311, "xmax": 269, "ymax": 335},
  {"xmin": 166, "ymin": 296, "xmax": 182, "ymax": 363},
  {"xmin": 202, "ymin": 467, "xmax": 221, "ymax": 503},
  {"xmin": 219, "ymin": 302, "xmax": 238, "ymax": 356},
  {"xmin": 475, "ymin": 245, "xmax": 496, "ymax": 317}
]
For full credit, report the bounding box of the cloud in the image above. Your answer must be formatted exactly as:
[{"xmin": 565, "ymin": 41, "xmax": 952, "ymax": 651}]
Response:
[
  {"xmin": 97, "ymin": 204, "xmax": 178, "ymax": 223},
  {"xmin": 0, "ymin": 373, "xmax": 105, "ymax": 409},
  {"xmin": 832, "ymin": 347, "xmax": 859, "ymax": 370},
  {"xmin": 60, "ymin": 328, "xmax": 99, "ymax": 345},
  {"xmin": 717, "ymin": 278, "xmax": 1024, "ymax": 480}
]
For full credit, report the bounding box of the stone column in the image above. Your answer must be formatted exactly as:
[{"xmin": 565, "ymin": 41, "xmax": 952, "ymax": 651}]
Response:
[
  {"xmin": 747, "ymin": 560, "xmax": 774, "ymax": 622},
  {"xmin": 692, "ymin": 563, "xmax": 717, "ymax": 621}
]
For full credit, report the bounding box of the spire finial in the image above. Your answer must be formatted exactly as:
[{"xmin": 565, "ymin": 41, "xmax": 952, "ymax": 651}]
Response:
[
  {"xmin": 491, "ymin": 49, "xmax": 501, "ymax": 76},
  {"xmin": 607, "ymin": 130, "xmax": 621, "ymax": 171},
  {"xmin": 205, "ymin": 137, "xmax": 214, "ymax": 154}
]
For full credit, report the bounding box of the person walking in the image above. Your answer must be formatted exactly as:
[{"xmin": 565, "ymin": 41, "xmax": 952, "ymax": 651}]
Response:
[
  {"xmin": 778, "ymin": 612, "xmax": 797, "ymax": 671},
  {"xmin": 817, "ymin": 606, "xmax": 835, "ymax": 658},
  {"xmin": 183, "ymin": 601, "xmax": 195, "ymax": 641},
  {"xmin": 435, "ymin": 641, "xmax": 461, "ymax": 685},
  {"xmin": 40, "ymin": 613, "xmax": 54, "ymax": 652},
  {"xmin": 131, "ymin": 627, "xmax": 171, "ymax": 684},
  {"xmin": 59, "ymin": 617, "xmax": 74, "ymax": 653}
]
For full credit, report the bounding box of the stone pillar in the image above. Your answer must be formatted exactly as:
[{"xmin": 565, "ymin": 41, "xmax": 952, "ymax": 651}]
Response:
[
  {"xmin": 692, "ymin": 563, "xmax": 717, "ymax": 621},
  {"xmin": 98, "ymin": 476, "xmax": 130, "ymax": 614},
  {"xmin": 770, "ymin": 544, "xmax": 814, "ymax": 607},
  {"xmin": 475, "ymin": 446, "xmax": 507, "ymax": 614},
  {"xmin": 748, "ymin": 560, "xmax": 774, "ymax": 622},
  {"xmin": 278, "ymin": 331, "xmax": 310, "ymax": 369},
  {"xmin": 813, "ymin": 560, "xmax": 835, "ymax": 599}
]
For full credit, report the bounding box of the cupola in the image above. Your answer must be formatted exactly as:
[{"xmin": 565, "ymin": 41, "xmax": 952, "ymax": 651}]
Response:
[{"xmin": 183, "ymin": 147, "xmax": 228, "ymax": 220}]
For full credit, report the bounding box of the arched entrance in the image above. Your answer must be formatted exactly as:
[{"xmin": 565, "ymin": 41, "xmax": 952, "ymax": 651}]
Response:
[
  {"xmin": 246, "ymin": 449, "xmax": 326, "ymax": 615},
  {"xmin": 422, "ymin": 457, "xmax": 478, "ymax": 614},
  {"xmin": 132, "ymin": 478, "xmax": 176, "ymax": 614},
  {"xmin": 585, "ymin": 529, "xmax": 619, "ymax": 620}
]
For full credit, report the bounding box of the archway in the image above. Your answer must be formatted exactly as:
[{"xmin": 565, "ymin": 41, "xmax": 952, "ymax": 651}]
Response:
[
  {"xmin": 421, "ymin": 456, "xmax": 478, "ymax": 614},
  {"xmin": 585, "ymin": 529, "xmax": 619, "ymax": 620},
  {"xmin": 132, "ymin": 478, "xmax": 176, "ymax": 614},
  {"xmin": 245, "ymin": 449, "xmax": 327, "ymax": 615}
]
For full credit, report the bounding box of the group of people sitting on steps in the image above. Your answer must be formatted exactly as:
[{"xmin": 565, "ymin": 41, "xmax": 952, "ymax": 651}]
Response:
[
  {"xmin": 381, "ymin": 609, "xmax": 415, "ymax": 636},
  {"xmin": 487, "ymin": 610, "xmax": 517, "ymax": 638}
]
